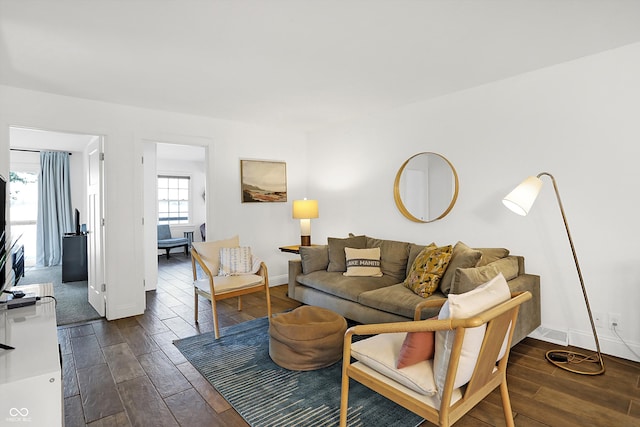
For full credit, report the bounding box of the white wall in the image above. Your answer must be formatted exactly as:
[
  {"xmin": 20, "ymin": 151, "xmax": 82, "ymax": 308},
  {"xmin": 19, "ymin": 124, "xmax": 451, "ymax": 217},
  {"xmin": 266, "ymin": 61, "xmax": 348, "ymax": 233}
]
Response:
[
  {"xmin": 307, "ymin": 42, "xmax": 640, "ymax": 361},
  {"xmin": 0, "ymin": 85, "xmax": 307, "ymax": 319}
]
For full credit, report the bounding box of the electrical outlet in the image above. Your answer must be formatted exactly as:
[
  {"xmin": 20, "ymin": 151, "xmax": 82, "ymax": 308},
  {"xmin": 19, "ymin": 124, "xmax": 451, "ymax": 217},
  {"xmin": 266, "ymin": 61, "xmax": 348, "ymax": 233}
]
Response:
[
  {"xmin": 593, "ymin": 312, "xmax": 607, "ymax": 328},
  {"xmin": 609, "ymin": 313, "xmax": 622, "ymax": 331}
]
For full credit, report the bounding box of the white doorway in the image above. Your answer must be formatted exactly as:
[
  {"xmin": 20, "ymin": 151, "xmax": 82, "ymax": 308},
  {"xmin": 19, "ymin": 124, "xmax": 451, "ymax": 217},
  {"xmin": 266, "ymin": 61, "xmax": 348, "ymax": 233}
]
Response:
[
  {"xmin": 142, "ymin": 141, "xmax": 207, "ymax": 291},
  {"xmin": 9, "ymin": 126, "xmax": 106, "ymax": 317}
]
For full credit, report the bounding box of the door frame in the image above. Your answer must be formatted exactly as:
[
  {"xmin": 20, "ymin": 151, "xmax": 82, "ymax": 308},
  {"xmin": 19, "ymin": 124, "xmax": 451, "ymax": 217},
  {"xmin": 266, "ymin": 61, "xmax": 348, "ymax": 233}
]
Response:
[{"xmin": 136, "ymin": 133, "xmax": 211, "ymax": 293}]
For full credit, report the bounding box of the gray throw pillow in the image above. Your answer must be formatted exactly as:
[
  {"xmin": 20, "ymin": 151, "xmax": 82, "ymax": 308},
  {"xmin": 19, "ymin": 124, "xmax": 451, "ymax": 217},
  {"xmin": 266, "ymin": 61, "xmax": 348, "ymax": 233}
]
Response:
[
  {"xmin": 475, "ymin": 248, "xmax": 510, "ymax": 267},
  {"xmin": 451, "ymin": 256, "xmax": 519, "ymax": 294},
  {"xmin": 440, "ymin": 241, "xmax": 482, "ymax": 295},
  {"xmin": 327, "ymin": 235, "xmax": 366, "ymax": 272},
  {"xmin": 299, "ymin": 245, "xmax": 329, "ymax": 274},
  {"xmin": 365, "ymin": 237, "xmax": 411, "ymax": 282}
]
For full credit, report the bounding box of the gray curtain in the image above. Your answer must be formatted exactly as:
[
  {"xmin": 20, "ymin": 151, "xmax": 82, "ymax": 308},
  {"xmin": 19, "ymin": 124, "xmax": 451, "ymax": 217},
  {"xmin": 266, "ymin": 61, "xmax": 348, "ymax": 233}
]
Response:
[{"xmin": 36, "ymin": 151, "xmax": 74, "ymax": 266}]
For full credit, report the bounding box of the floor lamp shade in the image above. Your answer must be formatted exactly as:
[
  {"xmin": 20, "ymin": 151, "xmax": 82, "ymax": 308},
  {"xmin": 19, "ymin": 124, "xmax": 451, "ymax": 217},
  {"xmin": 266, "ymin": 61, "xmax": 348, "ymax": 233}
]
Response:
[
  {"xmin": 293, "ymin": 199, "xmax": 318, "ymax": 246},
  {"xmin": 502, "ymin": 172, "xmax": 605, "ymax": 375},
  {"xmin": 502, "ymin": 176, "xmax": 543, "ymax": 216}
]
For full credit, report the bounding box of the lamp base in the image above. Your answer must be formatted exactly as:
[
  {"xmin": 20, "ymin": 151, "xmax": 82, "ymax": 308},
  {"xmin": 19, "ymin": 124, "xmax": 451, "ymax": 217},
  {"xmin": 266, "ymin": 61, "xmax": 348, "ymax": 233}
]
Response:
[
  {"xmin": 545, "ymin": 349, "xmax": 605, "ymax": 375},
  {"xmin": 300, "ymin": 235, "xmax": 311, "ymax": 246}
]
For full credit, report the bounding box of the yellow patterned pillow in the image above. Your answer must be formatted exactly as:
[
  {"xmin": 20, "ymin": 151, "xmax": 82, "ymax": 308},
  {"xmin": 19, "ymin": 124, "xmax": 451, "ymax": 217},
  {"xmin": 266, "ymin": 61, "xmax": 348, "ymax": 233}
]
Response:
[{"xmin": 404, "ymin": 245, "xmax": 453, "ymax": 298}]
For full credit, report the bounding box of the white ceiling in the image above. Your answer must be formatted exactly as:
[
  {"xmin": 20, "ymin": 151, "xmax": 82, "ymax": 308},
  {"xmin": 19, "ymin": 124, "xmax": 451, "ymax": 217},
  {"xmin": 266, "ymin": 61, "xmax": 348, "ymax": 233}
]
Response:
[{"xmin": 2, "ymin": 0, "xmax": 640, "ymax": 134}]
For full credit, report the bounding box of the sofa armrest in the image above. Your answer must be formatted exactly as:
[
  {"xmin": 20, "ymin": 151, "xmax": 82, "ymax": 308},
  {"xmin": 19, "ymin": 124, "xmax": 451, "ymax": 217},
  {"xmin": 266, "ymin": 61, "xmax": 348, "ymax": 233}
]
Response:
[
  {"xmin": 288, "ymin": 259, "xmax": 303, "ymax": 300},
  {"xmin": 506, "ymin": 273, "xmax": 541, "ymax": 344}
]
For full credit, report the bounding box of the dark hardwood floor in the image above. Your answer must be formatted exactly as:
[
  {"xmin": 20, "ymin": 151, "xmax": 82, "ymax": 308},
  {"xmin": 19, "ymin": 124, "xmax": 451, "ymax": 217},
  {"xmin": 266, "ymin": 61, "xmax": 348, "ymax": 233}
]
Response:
[{"xmin": 60, "ymin": 256, "xmax": 640, "ymax": 427}]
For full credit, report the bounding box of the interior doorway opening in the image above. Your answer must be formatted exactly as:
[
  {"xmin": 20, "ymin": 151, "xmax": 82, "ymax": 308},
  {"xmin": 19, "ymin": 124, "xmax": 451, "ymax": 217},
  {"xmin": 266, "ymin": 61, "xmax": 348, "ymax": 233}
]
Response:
[
  {"xmin": 8, "ymin": 126, "xmax": 106, "ymax": 324},
  {"xmin": 143, "ymin": 141, "xmax": 207, "ymax": 291}
]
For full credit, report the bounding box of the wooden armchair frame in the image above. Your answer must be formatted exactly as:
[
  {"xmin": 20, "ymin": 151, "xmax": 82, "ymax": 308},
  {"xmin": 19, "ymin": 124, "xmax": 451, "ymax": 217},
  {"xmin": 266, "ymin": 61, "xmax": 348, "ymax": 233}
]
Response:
[
  {"xmin": 340, "ymin": 291, "xmax": 532, "ymax": 427},
  {"xmin": 191, "ymin": 245, "xmax": 272, "ymax": 339}
]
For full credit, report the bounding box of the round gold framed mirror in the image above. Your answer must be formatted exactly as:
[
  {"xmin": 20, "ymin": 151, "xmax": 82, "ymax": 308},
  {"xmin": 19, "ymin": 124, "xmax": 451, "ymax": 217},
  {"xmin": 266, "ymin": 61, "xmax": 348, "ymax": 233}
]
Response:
[{"xmin": 393, "ymin": 152, "xmax": 459, "ymax": 223}]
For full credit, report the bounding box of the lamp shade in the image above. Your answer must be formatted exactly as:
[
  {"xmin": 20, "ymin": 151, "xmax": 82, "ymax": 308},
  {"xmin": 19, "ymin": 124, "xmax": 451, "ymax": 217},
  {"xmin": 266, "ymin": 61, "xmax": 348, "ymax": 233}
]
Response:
[
  {"xmin": 292, "ymin": 199, "xmax": 319, "ymax": 219},
  {"xmin": 502, "ymin": 176, "xmax": 543, "ymax": 216}
]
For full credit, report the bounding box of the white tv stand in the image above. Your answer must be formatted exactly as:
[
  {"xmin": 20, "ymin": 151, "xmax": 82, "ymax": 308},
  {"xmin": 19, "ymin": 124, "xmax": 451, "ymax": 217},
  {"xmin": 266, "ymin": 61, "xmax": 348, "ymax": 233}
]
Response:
[{"xmin": 0, "ymin": 283, "xmax": 62, "ymax": 426}]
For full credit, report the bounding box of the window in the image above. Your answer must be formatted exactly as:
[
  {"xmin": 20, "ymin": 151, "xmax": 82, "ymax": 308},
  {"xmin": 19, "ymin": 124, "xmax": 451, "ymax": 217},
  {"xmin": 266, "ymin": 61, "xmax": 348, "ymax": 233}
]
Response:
[{"xmin": 158, "ymin": 175, "xmax": 190, "ymax": 224}]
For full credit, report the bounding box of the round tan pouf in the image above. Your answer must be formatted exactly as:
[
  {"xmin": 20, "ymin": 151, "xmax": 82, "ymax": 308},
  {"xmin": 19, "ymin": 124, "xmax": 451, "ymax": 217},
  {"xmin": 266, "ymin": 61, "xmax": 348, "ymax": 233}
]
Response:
[{"xmin": 269, "ymin": 306, "xmax": 348, "ymax": 371}]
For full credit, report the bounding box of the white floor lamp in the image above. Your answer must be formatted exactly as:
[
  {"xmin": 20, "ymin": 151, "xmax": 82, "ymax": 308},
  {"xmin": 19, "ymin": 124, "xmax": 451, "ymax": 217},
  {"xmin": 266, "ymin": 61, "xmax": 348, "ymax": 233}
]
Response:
[{"xmin": 503, "ymin": 172, "xmax": 605, "ymax": 375}]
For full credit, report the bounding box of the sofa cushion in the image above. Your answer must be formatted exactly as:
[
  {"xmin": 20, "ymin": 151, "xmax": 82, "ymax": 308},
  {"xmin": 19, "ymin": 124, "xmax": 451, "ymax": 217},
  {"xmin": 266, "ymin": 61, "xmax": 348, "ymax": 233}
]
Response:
[
  {"xmin": 451, "ymin": 256, "xmax": 519, "ymax": 294},
  {"xmin": 327, "ymin": 235, "xmax": 367, "ymax": 272},
  {"xmin": 299, "ymin": 245, "xmax": 329, "ymax": 274},
  {"xmin": 475, "ymin": 248, "xmax": 510, "ymax": 267},
  {"xmin": 439, "ymin": 241, "xmax": 482, "ymax": 296},
  {"xmin": 297, "ymin": 271, "xmax": 397, "ymax": 303},
  {"xmin": 359, "ymin": 284, "xmax": 445, "ymax": 319},
  {"xmin": 344, "ymin": 247, "xmax": 383, "ymax": 277},
  {"xmin": 365, "ymin": 237, "xmax": 411, "ymax": 282},
  {"xmin": 404, "ymin": 245, "xmax": 453, "ymax": 298}
]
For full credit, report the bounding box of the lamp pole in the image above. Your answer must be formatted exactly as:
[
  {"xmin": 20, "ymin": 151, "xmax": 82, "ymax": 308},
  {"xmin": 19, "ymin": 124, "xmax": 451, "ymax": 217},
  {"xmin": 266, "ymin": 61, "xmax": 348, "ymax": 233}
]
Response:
[{"xmin": 537, "ymin": 172, "xmax": 605, "ymax": 375}]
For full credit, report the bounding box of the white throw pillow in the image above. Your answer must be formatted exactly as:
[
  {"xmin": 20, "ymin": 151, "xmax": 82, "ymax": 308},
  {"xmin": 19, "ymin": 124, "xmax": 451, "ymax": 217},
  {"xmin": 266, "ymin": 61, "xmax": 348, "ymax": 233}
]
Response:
[
  {"xmin": 219, "ymin": 246, "xmax": 253, "ymax": 276},
  {"xmin": 433, "ymin": 273, "xmax": 511, "ymax": 398},
  {"xmin": 351, "ymin": 332, "xmax": 437, "ymax": 396},
  {"xmin": 343, "ymin": 247, "xmax": 383, "ymax": 277}
]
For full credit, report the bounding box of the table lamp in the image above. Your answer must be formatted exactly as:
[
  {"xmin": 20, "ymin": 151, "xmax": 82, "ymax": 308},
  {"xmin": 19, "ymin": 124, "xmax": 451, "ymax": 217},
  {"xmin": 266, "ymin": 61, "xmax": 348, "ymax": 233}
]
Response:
[
  {"xmin": 292, "ymin": 199, "xmax": 318, "ymax": 246},
  {"xmin": 503, "ymin": 172, "xmax": 605, "ymax": 375}
]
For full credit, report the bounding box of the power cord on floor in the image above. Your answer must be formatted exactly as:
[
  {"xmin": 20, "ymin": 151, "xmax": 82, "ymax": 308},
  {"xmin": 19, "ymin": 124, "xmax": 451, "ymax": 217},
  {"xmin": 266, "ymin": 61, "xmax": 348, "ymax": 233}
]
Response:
[
  {"xmin": 37, "ymin": 295, "xmax": 57, "ymax": 306},
  {"xmin": 611, "ymin": 323, "xmax": 640, "ymax": 359}
]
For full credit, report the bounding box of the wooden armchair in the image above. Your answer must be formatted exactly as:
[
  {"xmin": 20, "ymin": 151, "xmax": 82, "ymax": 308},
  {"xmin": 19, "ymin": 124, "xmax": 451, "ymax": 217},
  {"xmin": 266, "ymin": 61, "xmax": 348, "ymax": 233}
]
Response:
[
  {"xmin": 191, "ymin": 237, "xmax": 271, "ymax": 338},
  {"xmin": 340, "ymin": 276, "xmax": 531, "ymax": 427}
]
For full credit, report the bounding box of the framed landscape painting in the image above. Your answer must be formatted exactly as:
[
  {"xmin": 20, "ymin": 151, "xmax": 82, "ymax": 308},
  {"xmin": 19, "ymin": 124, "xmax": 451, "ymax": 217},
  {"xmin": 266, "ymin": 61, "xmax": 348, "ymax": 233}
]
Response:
[{"xmin": 240, "ymin": 160, "xmax": 287, "ymax": 203}]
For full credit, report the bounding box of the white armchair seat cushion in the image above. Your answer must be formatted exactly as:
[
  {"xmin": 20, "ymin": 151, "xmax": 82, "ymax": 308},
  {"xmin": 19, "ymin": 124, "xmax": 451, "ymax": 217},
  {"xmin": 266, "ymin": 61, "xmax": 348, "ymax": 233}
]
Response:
[
  {"xmin": 350, "ymin": 361, "xmax": 462, "ymax": 408},
  {"xmin": 194, "ymin": 274, "xmax": 264, "ymax": 295},
  {"xmin": 350, "ymin": 332, "xmax": 437, "ymax": 396}
]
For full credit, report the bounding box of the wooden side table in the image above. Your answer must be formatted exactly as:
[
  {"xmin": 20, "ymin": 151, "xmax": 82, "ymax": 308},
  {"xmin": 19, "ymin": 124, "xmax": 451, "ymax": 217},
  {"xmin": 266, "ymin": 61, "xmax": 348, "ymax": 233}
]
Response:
[
  {"xmin": 279, "ymin": 245, "xmax": 303, "ymax": 254},
  {"xmin": 278, "ymin": 244, "xmax": 322, "ymax": 254}
]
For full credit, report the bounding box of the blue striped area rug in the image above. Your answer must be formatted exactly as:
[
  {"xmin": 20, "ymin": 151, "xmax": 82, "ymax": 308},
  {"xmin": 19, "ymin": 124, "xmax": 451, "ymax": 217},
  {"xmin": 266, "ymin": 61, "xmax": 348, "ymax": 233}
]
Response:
[{"xmin": 174, "ymin": 316, "xmax": 423, "ymax": 427}]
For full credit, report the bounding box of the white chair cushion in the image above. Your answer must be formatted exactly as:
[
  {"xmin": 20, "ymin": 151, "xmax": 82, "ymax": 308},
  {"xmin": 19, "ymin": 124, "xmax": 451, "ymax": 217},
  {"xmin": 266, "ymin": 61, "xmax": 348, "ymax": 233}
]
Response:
[
  {"xmin": 350, "ymin": 332, "xmax": 437, "ymax": 396},
  {"xmin": 192, "ymin": 236, "xmax": 239, "ymax": 275},
  {"xmin": 350, "ymin": 361, "xmax": 462, "ymax": 408},
  {"xmin": 433, "ymin": 272, "xmax": 510, "ymax": 399},
  {"xmin": 194, "ymin": 274, "xmax": 264, "ymax": 296}
]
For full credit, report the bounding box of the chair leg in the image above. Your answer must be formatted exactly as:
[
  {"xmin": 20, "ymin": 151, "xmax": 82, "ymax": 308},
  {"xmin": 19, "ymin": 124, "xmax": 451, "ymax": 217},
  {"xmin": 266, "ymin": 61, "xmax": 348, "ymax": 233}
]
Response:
[
  {"xmin": 194, "ymin": 289, "xmax": 199, "ymax": 323},
  {"xmin": 500, "ymin": 380, "xmax": 515, "ymax": 427},
  {"xmin": 339, "ymin": 369, "xmax": 350, "ymax": 426},
  {"xmin": 265, "ymin": 284, "xmax": 272, "ymax": 318},
  {"xmin": 165, "ymin": 248, "xmax": 171, "ymax": 259},
  {"xmin": 212, "ymin": 300, "xmax": 220, "ymax": 339},
  {"xmin": 184, "ymin": 244, "xmax": 188, "ymax": 256}
]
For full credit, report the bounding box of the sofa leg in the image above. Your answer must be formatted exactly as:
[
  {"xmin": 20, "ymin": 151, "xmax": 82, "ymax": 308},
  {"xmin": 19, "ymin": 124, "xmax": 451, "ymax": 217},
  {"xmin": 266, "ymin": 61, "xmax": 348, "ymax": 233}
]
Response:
[{"xmin": 165, "ymin": 248, "xmax": 171, "ymax": 259}]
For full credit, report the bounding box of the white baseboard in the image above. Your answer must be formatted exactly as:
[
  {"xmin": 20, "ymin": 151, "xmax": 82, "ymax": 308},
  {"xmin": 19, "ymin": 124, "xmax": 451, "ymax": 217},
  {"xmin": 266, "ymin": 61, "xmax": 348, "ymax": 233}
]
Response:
[
  {"xmin": 569, "ymin": 328, "xmax": 640, "ymax": 363},
  {"xmin": 530, "ymin": 325, "xmax": 640, "ymax": 362},
  {"xmin": 528, "ymin": 326, "xmax": 568, "ymax": 346}
]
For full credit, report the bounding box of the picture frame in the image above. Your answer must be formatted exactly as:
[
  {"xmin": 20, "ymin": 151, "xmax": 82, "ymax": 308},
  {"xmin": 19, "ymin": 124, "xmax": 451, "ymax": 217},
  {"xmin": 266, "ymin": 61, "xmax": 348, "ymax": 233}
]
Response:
[{"xmin": 240, "ymin": 159, "xmax": 287, "ymax": 203}]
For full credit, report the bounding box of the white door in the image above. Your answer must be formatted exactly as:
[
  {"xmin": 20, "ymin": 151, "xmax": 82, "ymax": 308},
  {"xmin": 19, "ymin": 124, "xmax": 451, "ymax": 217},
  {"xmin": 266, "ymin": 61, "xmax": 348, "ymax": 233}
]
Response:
[{"xmin": 87, "ymin": 137, "xmax": 105, "ymax": 316}]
